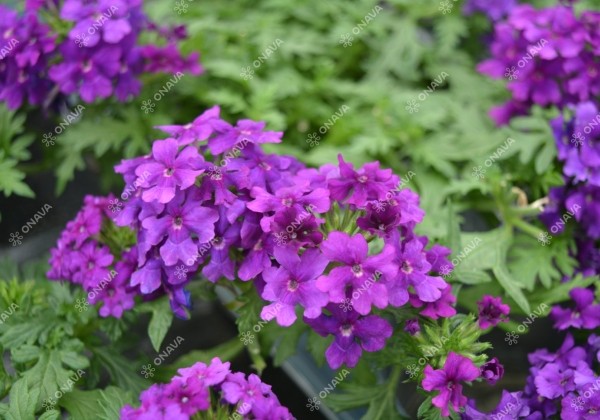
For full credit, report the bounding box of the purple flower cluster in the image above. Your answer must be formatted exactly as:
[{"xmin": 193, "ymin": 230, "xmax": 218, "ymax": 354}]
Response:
[
  {"xmin": 0, "ymin": 0, "xmax": 201, "ymax": 109},
  {"xmin": 464, "ymin": 334, "xmax": 600, "ymax": 419},
  {"xmin": 47, "ymin": 195, "xmax": 137, "ymax": 317},
  {"xmin": 121, "ymin": 357, "xmax": 293, "ymax": 419},
  {"xmin": 478, "ymin": 5, "xmax": 600, "ymax": 125},
  {"xmin": 463, "ymin": 0, "xmax": 517, "ymax": 22},
  {"xmin": 49, "ymin": 106, "xmax": 458, "ymax": 369},
  {"xmin": 0, "ymin": 6, "xmax": 56, "ymax": 109}
]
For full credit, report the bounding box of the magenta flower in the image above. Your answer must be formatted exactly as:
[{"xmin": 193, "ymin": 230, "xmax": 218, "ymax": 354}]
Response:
[
  {"xmin": 422, "ymin": 352, "xmax": 480, "ymax": 417},
  {"xmin": 135, "ymin": 139, "xmax": 204, "ymax": 204},
  {"xmin": 260, "ymin": 247, "xmax": 329, "ymax": 326},
  {"xmin": 480, "ymin": 357, "xmax": 504, "ymax": 385},
  {"xmin": 328, "ymin": 155, "xmax": 397, "ymax": 206},
  {"xmin": 477, "ymin": 295, "xmax": 510, "ymax": 329},
  {"xmin": 316, "ymin": 232, "xmax": 398, "ymax": 315}
]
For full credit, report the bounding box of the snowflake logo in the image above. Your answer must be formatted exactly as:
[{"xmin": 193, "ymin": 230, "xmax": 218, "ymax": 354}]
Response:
[
  {"xmin": 273, "ymin": 231, "xmax": 288, "ymax": 246},
  {"xmin": 472, "ymin": 165, "xmax": 486, "ymax": 180},
  {"xmin": 75, "ymin": 298, "xmax": 89, "ymax": 312},
  {"xmin": 42, "ymin": 397, "xmax": 56, "ymax": 411},
  {"xmin": 339, "ymin": 298, "xmax": 354, "ymax": 312},
  {"xmin": 372, "ymin": 200, "xmax": 387, "ymax": 213},
  {"xmin": 504, "ymin": 66, "xmax": 519, "ymax": 81},
  {"xmin": 537, "ymin": 232, "xmax": 552, "ymax": 246},
  {"xmin": 8, "ymin": 232, "xmax": 23, "ymax": 247},
  {"xmin": 571, "ymin": 132, "xmax": 585, "ymax": 147},
  {"xmin": 74, "ymin": 33, "xmax": 89, "ymax": 48},
  {"xmin": 141, "ymin": 364, "xmax": 155, "ymax": 378},
  {"xmin": 339, "ymin": 33, "xmax": 354, "ymax": 48},
  {"xmin": 306, "ymin": 132, "xmax": 320, "ymax": 147},
  {"xmin": 306, "ymin": 396, "xmax": 321, "ymax": 411},
  {"xmin": 240, "ymin": 331, "xmax": 254, "ymax": 345},
  {"xmin": 439, "ymin": 1, "xmax": 453, "ymax": 14},
  {"xmin": 571, "ymin": 396, "xmax": 585, "ymax": 411},
  {"xmin": 141, "ymin": 99, "xmax": 155, "ymax": 114},
  {"xmin": 405, "ymin": 364, "xmax": 420, "ymax": 379},
  {"xmin": 108, "ymin": 198, "xmax": 122, "ymax": 213},
  {"xmin": 240, "ymin": 66, "xmax": 255, "ymax": 81},
  {"xmin": 173, "ymin": 0, "xmax": 189, "ymax": 15},
  {"xmin": 174, "ymin": 265, "xmax": 188, "ymax": 280},
  {"xmin": 42, "ymin": 132, "xmax": 56, "ymax": 147},
  {"xmin": 439, "ymin": 264, "xmax": 453, "ymax": 279},
  {"xmin": 405, "ymin": 99, "xmax": 420, "ymax": 114},
  {"xmin": 505, "ymin": 331, "xmax": 519, "ymax": 346},
  {"xmin": 207, "ymin": 165, "xmax": 223, "ymax": 180}
]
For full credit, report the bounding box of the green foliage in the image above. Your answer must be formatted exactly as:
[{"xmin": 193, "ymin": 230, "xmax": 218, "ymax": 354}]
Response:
[
  {"xmin": 0, "ymin": 105, "xmax": 35, "ymax": 220},
  {"xmin": 0, "ymin": 261, "xmax": 145, "ymax": 418}
]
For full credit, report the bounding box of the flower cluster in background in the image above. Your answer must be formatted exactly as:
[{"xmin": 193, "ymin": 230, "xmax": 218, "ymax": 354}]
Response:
[
  {"xmin": 0, "ymin": 0, "xmax": 201, "ymax": 109},
  {"xmin": 463, "ymin": 0, "xmax": 517, "ymax": 22},
  {"xmin": 121, "ymin": 357, "xmax": 293, "ymax": 419},
  {"xmin": 47, "ymin": 195, "xmax": 138, "ymax": 317},
  {"xmin": 464, "ymin": 333, "xmax": 600, "ymax": 419},
  {"xmin": 478, "ymin": 4, "xmax": 600, "ymax": 125},
  {"xmin": 48, "ymin": 105, "xmax": 461, "ymax": 371}
]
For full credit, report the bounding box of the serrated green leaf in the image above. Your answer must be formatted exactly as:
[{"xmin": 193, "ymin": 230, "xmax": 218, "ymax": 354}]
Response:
[{"xmin": 146, "ymin": 299, "xmax": 174, "ymax": 352}]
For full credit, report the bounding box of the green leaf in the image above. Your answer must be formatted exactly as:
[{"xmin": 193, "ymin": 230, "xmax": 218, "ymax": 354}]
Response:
[
  {"xmin": 5, "ymin": 379, "xmax": 39, "ymax": 420},
  {"xmin": 22, "ymin": 350, "xmax": 76, "ymax": 409},
  {"xmin": 59, "ymin": 387, "xmax": 135, "ymax": 420},
  {"xmin": 273, "ymin": 323, "xmax": 306, "ymax": 366},
  {"xmin": 92, "ymin": 347, "xmax": 148, "ymax": 396},
  {"xmin": 147, "ymin": 299, "xmax": 174, "ymax": 352},
  {"xmin": 493, "ymin": 253, "xmax": 531, "ymax": 314}
]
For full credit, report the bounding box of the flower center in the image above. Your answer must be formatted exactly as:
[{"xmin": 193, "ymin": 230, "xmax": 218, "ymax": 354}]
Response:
[
  {"xmin": 401, "ymin": 261, "xmax": 412, "ymax": 274},
  {"xmin": 259, "ymin": 162, "xmax": 272, "ymax": 171},
  {"xmin": 351, "ymin": 264, "xmax": 363, "ymax": 277},
  {"xmin": 164, "ymin": 168, "xmax": 174, "ymax": 176},
  {"xmin": 340, "ymin": 323, "xmax": 353, "ymax": 337},
  {"xmin": 281, "ymin": 198, "xmax": 293, "ymax": 207},
  {"xmin": 357, "ymin": 175, "xmax": 368, "ymax": 183},
  {"xmin": 378, "ymin": 223, "xmax": 386, "ymax": 230},
  {"xmin": 181, "ymin": 397, "xmax": 189, "ymax": 403},
  {"xmin": 213, "ymin": 236, "xmax": 224, "ymax": 249},
  {"xmin": 287, "ymin": 279, "xmax": 299, "ymax": 292},
  {"xmin": 174, "ymin": 216, "xmax": 183, "ymax": 227}
]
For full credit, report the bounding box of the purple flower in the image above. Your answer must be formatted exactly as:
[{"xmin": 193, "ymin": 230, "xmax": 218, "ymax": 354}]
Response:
[
  {"xmin": 141, "ymin": 191, "xmax": 218, "ymax": 266},
  {"xmin": 463, "ymin": 0, "xmax": 517, "ymax": 21},
  {"xmin": 551, "ymin": 288, "xmax": 600, "ymax": 330},
  {"xmin": 208, "ymin": 118, "xmax": 282, "ymax": 155},
  {"xmin": 480, "ymin": 357, "xmax": 504, "ymax": 385},
  {"xmin": 410, "ymin": 285, "xmax": 457, "ymax": 320},
  {"xmin": 260, "ymin": 247, "xmax": 329, "ymax": 326},
  {"xmin": 328, "ymin": 155, "xmax": 397, "ymax": 206},
  {"xmin": 305, "ymin": 304, "xmax": 392, "ymax": 369},
  {"xmin": 477, "ymin": 295, "xmax": 510, "ymax": 329},
  {"xmin": 155, "ymin": 105, "xmax": 220, "ymax": 146},
  {"xmin": 394, "ymin": 237, "xmax": 447, "ymax": 303},
  {"xmin": 404, "ymin": 318, "xmax": 420, "ymax": 335},
  {"xmin": 316, "ymin": 232, "xmax": 398, "ymax": 315},
  {"xmin": 462, "ymin": 390, "xmax": 530, "ymax": 419},
  {"xmin": 422, "ymin": 352, "xmax": 480, "ymax": 417},
  {"xmin": 136, "ymin": 139, "xmax": 204, "ymax": 203},
  {"xmin": 535, "ymin": 362, "xmax": 576, "ymax": 398}
]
